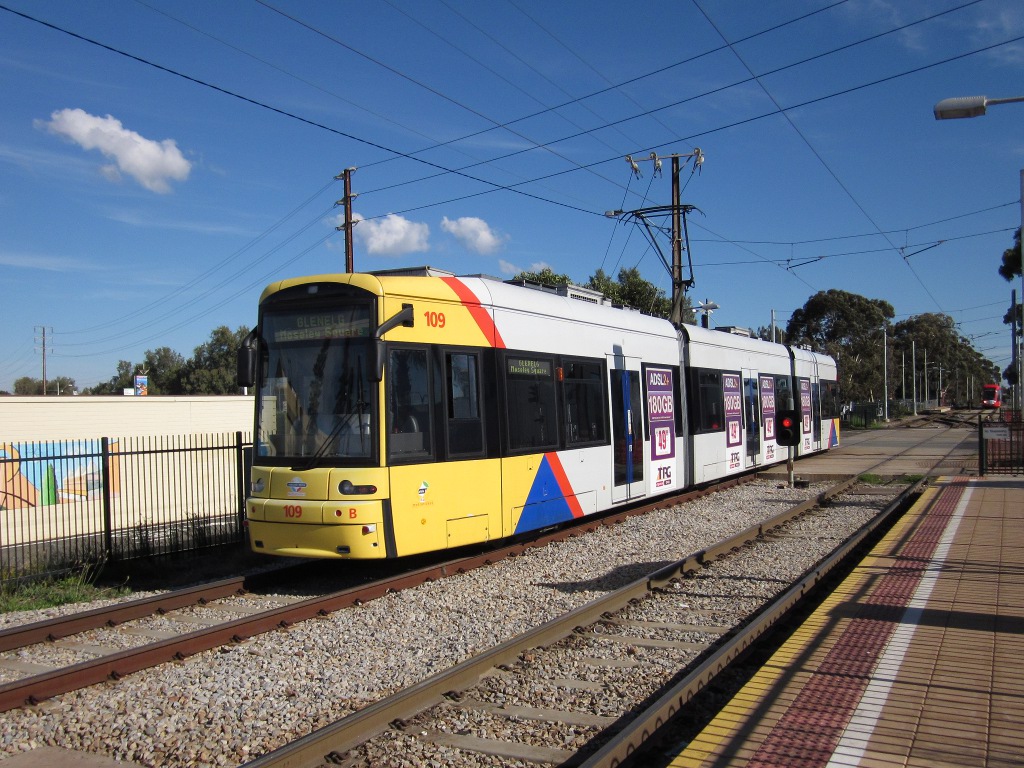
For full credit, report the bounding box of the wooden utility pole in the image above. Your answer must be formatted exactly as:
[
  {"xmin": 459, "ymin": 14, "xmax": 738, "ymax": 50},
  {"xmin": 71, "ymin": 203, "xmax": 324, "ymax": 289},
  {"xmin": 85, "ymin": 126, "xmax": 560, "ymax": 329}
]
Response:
[
  {"xmin": 35, "ymin": 325, "xmax": 51, "ymax": 396},
  {"xmin": 335, "ymin": 167, "xmax": 358, "ymax": 273}
]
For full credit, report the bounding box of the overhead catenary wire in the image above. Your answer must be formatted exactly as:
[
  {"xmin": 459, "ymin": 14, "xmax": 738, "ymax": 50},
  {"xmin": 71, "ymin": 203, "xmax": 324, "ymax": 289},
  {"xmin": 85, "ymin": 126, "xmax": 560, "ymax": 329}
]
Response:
[
  {"xmin": 0, "ymin": 2, "xmax": 600, "ymax": 221},
  {"xmin": 695, "ymin": 227, "xmax": 1017, "ymax": 268},
  {"xmin": 0, "ymin": 1, "xmax": 1017, "ymax": 375},
  {"xmin": 692, "ymin": 0, "xmax": 951, "ymax": 314},
  {"xmin": 4, "ymin": 0, "xmax": 1016, "ymax": 224}
]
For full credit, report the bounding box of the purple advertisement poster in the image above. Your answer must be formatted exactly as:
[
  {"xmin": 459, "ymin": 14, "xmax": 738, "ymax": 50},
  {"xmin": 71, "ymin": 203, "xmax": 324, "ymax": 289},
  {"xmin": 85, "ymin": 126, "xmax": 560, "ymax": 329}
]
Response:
[
  {"xmin": 723, "ymin": 372, "xmax": 743, "ymax": 448},
  {"xmin": 759, "ymin": 375, "xmax": 777, "ymax": 462},
  {"xmin": 799, "ymin": 378, "xmax": 812, "ymax": 444},
  {"xmin": 759, "ymin": 375, "xmax": 777, "ymax": 440},
  {"xmin": 647, "ymin": 367, "xmax": 677, "ymax": 491}
]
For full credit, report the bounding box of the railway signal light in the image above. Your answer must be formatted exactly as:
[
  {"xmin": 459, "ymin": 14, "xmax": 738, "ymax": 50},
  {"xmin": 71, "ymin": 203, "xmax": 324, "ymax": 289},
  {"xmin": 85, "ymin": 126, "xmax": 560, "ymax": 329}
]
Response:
[{"xmin": 777, "ymin": 410, "xmax": 801, "ymax": 447}]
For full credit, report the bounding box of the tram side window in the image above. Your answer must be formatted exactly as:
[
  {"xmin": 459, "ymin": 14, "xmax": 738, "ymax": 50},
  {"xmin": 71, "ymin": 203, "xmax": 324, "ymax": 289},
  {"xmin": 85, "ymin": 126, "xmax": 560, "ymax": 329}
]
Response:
[
  {"xmin": 388, "ymin": 348, "xmax": 433, "ymax": 461},
  {"xmin": 820, "ymin": 380, "xmax": 839, "ymax": 419},
  {"xmin": 446, "ymin": 352, "xmax": 484, "ymax": 457},
  {"xmin": 504, "ymin": 355, "xmax": 559, "ymax": 452},
  {"xmin": 563, "ymin": 358, "xmax": 607, "ymax": 446},
  {"xmin": 689, "ymin": 368, "xmax": 725, "ymax": 434}
]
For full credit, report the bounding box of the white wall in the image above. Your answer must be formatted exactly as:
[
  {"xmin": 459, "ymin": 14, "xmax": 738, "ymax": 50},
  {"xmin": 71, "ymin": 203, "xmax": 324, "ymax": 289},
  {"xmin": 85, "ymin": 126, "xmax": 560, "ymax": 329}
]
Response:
[{"xmin": 0, "ymin": 396, "xmax": 254, "ymax": 441}]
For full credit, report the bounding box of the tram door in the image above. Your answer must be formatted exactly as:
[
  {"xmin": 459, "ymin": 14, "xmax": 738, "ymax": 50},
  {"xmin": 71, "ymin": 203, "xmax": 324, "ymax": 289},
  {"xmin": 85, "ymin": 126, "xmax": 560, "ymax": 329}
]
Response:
[
  {"xmin": 743, "ymin": 371, "xmax": 761, "ymax": 469},
  {"xmin": 611, "ymin": 366, "xmax": 645, "ymax": 502}
]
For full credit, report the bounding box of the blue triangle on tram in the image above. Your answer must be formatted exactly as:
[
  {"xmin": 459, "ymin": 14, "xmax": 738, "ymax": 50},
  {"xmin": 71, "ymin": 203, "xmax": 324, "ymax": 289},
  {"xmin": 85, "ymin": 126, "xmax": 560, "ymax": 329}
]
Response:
[{"xmin": 514, "ymin": 456, "xmax": 574, "ymax": 533}]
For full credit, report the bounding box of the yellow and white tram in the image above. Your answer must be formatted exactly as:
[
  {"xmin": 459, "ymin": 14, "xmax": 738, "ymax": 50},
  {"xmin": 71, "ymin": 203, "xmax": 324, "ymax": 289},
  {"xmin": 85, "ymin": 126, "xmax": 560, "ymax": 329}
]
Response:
[{"xmin": 237, "ymin": 268, "xmax": 840, "ymax": 559}]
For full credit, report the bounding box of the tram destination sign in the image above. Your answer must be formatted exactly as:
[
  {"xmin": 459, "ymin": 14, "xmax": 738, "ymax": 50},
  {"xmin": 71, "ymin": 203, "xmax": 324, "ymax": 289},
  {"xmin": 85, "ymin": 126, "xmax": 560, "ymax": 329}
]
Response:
[
  {"xmin": 506, "ymin": 357, "xmax": 552, "ymax": 377},
  {"xmin": 268, "ymin": 309, "xmax": 371, "ymax": 343}
]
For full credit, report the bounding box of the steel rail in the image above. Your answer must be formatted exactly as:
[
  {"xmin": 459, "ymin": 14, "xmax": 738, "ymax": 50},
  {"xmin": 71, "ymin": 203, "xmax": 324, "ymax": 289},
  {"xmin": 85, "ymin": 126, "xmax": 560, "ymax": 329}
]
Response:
[
  {"xmin": 579, "ymin": 427, "xmax": 971, "ymax": 766},
  {"xmin": 0, "ymin": 577, "xmax": 248, "ymax": 652},
  {"xmin": 239, "ymin": 472, "xmax": 881, "ymax": 768},
  {"xmin": 578, "ymin": 478, "xmax": 926, "ymax": 768},
  {"xmin": 0, "ymin": 423, "xmax": 965, "ymax": 716},
  {"xmin": 0, "ymin": 479, "xmax": 743, "ymax": 713}
]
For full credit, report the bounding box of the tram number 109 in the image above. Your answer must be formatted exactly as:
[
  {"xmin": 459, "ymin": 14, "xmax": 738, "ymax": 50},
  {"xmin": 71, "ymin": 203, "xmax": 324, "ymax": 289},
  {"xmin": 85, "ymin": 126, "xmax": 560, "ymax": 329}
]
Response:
[
  {"xmin": 424, "ymin": 311, "xmax": 446, "ymax": 328},
  {"xmin": 283, "ymin": 505, "xmax": 303, "ymax": 518}
]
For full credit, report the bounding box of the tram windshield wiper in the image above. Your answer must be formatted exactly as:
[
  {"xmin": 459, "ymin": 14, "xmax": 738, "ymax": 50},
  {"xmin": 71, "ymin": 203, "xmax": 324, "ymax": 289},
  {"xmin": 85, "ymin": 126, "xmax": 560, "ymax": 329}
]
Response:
[{"xmin": 292, "ymin": 358, "xmax": 370, "ymax": 471}]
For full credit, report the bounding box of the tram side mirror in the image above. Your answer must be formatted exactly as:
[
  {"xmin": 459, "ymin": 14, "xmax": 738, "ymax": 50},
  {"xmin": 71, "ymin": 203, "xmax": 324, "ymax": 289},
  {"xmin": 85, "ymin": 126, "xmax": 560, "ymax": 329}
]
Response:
[
  {"xmin": 373, "ymin": 303, "xmax": 414, "ymax": 381},
  {"xmin": 237, "ymin": 330, "xmax": 258, "ymax": 388}
]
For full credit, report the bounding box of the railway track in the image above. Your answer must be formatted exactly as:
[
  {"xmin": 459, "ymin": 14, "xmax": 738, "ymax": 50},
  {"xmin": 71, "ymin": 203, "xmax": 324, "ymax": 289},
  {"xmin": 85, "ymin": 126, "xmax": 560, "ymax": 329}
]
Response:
[
  {"xmin": 0, "ymin": 424, "xmax": 973, "ymax": 766},
  {"xmin": 238, "ymin": 426, "xmax": 971, "ymax": 768},
  {"xmin": 236, "ymin": 475, "xmax": 917, "ymax": 768},
  {"xmin": 0, "ymin": 479, "xmax": 746, "ymax": 713}
]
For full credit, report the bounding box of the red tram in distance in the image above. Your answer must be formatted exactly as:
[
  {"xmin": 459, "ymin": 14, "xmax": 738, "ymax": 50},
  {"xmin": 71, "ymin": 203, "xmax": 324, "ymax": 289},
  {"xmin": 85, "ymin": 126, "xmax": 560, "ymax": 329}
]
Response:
[{"xmin": 981, "ymin": 383, "xmax": 1002, "ymax": 409}]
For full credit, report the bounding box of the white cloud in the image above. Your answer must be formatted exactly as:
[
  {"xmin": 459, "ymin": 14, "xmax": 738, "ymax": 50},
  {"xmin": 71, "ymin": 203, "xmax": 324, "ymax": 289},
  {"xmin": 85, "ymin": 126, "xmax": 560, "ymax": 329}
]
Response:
[
  {"xmin": 38, "ymin": 108, "xmax": 191, "ymax": 193},
  {"xmin": 352, "ymin": 213, "xmax": 429, "ymax": 255},
  {"xmin": 441, "ymin": 216, "xmax": 505, "ymax": 255},
  {"xmin": 0, "ymin": 249, "xmax": 102, "ymax": 272},
  {"xmin": 105, "ymin": 209, "xmax": 254, "ymax": 236}
]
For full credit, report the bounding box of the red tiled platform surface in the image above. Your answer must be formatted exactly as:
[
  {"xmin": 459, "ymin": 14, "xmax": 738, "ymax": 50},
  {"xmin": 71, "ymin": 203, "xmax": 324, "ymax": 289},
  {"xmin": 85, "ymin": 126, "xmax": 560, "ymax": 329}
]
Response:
[{"xmin": 671, "ymin": 476, "xmax": 1024, "ymax": 768}]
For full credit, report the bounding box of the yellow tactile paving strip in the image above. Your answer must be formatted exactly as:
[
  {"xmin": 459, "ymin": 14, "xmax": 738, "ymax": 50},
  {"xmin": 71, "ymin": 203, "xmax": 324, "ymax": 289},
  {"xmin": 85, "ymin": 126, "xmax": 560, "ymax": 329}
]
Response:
[{"xmin": 669, "ymin": 476, "xmax": 1024, "ymax": 768}]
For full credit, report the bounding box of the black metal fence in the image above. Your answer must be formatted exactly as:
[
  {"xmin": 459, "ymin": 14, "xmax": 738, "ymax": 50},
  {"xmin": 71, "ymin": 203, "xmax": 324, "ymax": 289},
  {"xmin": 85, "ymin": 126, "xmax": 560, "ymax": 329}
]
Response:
[
  {"xmin": 979, "ymin": 412, "xmax": 1023, "ymax": 475},
  {"xmin": 843, "ymin": 402, "xmax": 883, "ymax": 428},
  {"xmin": 1, "ymin": 432, "xmax": 252, "ymax": 586}
]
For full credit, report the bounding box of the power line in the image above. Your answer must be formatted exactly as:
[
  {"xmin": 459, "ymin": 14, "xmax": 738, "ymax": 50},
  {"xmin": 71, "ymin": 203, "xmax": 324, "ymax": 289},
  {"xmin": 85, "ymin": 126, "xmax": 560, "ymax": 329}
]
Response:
[
  {"xmin": 0, "ymin": 2, "xmax": 598, "ymax": 219},
  {"xmin": 690, "ymin": 0, "xmax": 993, "ymax": 316},
  {"xmin": 56, "ymin": 181, "xmax": 338, "ymax": 338},
  {"xmin": 5, "ymin": 0, "xmax": 1018, "ymax": 225},
  {"xmin": 691, "ymin": 201, "xmax": 1021, "ymax": 246},
  {"xmin": 342, "ymin": 0, "xmax": 858, "ymax": 172},
  {"xmin": 253, "ymin": 0, "xmax": 627, "ymax": 194},
  {"xmin": 4, "ymin": 1, "xmax": 1019, "ymax": 365},
  {"xmin": 696, "ymin": 227, "xmax": 1017, "ymax": 267}
]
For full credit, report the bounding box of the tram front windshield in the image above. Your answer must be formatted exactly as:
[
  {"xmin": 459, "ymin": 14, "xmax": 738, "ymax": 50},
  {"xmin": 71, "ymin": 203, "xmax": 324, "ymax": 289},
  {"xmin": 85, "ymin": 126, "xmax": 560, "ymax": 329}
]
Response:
[{"xmin": 255, "ymin": 305, "xmax": 376, "ymax": 463}]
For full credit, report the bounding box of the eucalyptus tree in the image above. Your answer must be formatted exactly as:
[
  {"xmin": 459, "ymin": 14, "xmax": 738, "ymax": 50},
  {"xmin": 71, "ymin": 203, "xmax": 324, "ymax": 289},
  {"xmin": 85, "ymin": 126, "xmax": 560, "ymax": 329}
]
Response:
[
  {"xmin": 997, "ymin": 227, "xmax": 1022, "ymax": 390},
  {"xmin": 785, "ymin": 289, "xmax": 894, "ymax": 402},
  {"xmin": 512, "ymin": 266, "xmax": 693, "ymax": 322},
  {"xmin": 891, "ymin": 313, "xmax": 1000, "ymax": 406}
]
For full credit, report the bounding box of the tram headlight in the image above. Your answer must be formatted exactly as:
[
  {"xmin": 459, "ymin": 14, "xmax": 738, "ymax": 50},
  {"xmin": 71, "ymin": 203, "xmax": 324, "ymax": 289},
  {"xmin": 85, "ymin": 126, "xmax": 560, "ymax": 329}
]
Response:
[{"xmin": 339, "ymin": 480, "xmax": 377, "ymax": 495}]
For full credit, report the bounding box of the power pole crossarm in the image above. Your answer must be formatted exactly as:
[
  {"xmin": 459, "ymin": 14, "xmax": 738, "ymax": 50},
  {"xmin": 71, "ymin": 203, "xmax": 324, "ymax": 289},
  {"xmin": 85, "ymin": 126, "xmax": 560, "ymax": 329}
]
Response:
[{"xmin": 609, "ymin": 149, "xmax": 705, "ymax": 328}]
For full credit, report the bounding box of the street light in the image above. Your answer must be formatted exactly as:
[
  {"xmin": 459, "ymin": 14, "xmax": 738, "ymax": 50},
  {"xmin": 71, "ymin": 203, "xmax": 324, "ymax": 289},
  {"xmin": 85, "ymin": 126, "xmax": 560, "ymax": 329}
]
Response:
[
  {"xmin": 933, "ymin": 95, "xmax": 1024, "ymax": 120},
  {"xmin": 935, "ymin": 94, "xmax": 1024, "ymax": 413},
  {"xmin": 697, "ymin": 299, "xmax": 719, "ymax": 329},
  {"xmin": 882, "ymin": 325, "xmax": 889, "ymax": 421}
]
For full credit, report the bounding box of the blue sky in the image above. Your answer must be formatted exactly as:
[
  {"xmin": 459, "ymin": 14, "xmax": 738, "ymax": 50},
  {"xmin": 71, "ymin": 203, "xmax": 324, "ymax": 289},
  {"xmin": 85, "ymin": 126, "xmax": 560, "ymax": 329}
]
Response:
[{"xmin": 1, "ymin": 0, "xmax": 1022, "ymax": 393}]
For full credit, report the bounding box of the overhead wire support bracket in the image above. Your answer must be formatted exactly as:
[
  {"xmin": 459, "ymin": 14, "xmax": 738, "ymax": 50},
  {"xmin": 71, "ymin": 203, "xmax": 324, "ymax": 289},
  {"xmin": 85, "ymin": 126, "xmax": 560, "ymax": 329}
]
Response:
[{"xmin": 607, "ymin": 150, "xmax": 705, "ymax": 327}]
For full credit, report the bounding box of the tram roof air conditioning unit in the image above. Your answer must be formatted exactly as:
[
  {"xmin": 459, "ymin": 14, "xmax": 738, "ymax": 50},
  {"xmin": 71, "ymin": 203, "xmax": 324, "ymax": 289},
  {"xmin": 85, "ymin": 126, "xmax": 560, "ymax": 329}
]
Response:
[
  {"xmin": 371, "ymin": 265, "xmax": 456, "ymax": 278},
  {"xmin": 557, "ymin": 284, "xmax": 607, "ymax": 305}
]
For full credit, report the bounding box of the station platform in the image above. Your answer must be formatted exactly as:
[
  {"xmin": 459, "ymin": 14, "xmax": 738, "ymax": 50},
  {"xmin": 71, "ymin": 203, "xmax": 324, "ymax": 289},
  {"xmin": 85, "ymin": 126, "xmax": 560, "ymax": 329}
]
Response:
[{"xmin": 669, "ymin": 474, "xmax": 1024, "ymax": 768}]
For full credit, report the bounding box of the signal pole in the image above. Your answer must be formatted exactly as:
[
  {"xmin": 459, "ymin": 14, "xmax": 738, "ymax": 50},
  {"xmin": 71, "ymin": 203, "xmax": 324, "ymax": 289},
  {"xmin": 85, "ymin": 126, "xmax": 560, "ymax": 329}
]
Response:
[
  {"xmin": 334, "ymin": 167, "xmax": 358, "ymax": 273},
  {"xmin": 1013, "ymin": 288, "xmax": 1019, "ymax": 411}
]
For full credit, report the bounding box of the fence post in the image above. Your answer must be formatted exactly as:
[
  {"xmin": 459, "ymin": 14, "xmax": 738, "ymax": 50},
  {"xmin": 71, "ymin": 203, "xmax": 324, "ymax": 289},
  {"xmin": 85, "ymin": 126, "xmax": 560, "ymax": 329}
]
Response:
[
  {"xmin": 978, "ymin": 414, "xmax": 986, "ymax": 477},
  {"xmin": 235, "ymin": 431, "xmax": 249, "ymax": 542},
  {"xmin": 100, "ymin": 437, "xmax": 114, "ymax": 559}
]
